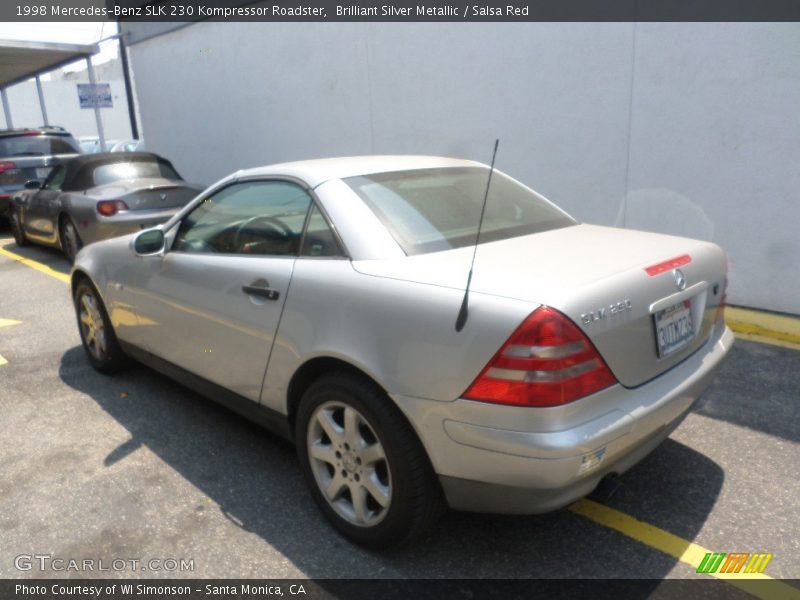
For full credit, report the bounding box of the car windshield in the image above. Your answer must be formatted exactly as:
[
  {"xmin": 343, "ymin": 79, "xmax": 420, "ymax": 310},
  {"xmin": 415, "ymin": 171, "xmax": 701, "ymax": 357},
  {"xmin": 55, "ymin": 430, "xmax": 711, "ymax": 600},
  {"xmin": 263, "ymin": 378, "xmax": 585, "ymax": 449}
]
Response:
[
  {"xmin": 344, "ymin": 167, "xmax": 577, "ymax": 255},
  {"xmin": 93, "ymin": 160, "xmax": 181, "ymax": 185},
  {"xmin": 0, "ymin": 134, "xmax": 80, "ymax": 157}
]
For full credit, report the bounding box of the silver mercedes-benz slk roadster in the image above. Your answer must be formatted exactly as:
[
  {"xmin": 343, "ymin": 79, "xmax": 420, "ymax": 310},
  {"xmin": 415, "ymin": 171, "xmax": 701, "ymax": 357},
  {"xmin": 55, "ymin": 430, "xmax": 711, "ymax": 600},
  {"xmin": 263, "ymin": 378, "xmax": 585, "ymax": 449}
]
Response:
[
  {"xmin": 70, "ymin": 156, "xmax": 733, "ymax": 547},
  {"xmin": 10, "ymin": 152, "xmax": 203, "ymax": 263}
]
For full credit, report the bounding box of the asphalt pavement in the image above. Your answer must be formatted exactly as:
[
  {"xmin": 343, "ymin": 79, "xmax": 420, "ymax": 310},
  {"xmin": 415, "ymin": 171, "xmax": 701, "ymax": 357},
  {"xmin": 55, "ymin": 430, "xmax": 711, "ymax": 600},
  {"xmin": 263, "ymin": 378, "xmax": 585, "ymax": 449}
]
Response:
[{"xmin": 0, "ymin": 230, "xmax": 797, "ymax": 593}]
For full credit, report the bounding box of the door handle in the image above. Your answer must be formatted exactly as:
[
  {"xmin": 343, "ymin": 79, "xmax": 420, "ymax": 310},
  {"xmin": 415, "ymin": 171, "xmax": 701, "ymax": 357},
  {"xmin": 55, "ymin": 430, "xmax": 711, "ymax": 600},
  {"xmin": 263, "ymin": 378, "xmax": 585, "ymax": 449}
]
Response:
[{"xmin": 242, "ymin": 282, "xmax": 280, "ymax": 301}]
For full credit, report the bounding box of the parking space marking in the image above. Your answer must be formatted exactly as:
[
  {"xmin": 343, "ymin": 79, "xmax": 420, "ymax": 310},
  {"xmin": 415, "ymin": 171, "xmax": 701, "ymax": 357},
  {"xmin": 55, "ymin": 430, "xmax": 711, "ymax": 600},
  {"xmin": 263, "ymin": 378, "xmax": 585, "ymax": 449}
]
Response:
[
  {"xmin": 0, "ymin": 318, "xmax": 22, "ymax": 367},
  {"xmin": 0, "ymin": 246, "xmax": 70, "ymax": 284},
  {"xmin": 569, "ymin": 499, "xmax": 800, "ymax": 599}
]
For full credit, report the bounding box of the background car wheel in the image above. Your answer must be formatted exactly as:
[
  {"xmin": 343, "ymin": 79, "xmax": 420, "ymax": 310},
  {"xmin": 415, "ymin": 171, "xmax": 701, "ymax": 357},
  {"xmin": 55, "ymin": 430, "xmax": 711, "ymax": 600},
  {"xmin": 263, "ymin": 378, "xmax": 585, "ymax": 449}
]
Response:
[
  {"xmin": 295, "ymin": 372, "xmax": 445, "ymax": 548},
  {"xmin": 10, "ymin": 210, "xmax": 29, "ymax": 247},
  {"xmin": 60, "ymin": 217, "xmax": 83, "ymax": 264},
  {"xmin": 73, "ymin": 279, "xmax": 129, "ymax": 374}
]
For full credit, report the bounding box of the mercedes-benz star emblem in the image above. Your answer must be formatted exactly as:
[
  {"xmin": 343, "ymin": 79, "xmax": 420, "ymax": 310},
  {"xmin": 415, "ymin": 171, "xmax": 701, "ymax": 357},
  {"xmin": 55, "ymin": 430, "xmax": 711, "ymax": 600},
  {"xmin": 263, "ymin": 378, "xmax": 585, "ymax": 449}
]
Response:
[{"xmin": 673, "ymin": 268, "xmax": 687, "ymax": 291}]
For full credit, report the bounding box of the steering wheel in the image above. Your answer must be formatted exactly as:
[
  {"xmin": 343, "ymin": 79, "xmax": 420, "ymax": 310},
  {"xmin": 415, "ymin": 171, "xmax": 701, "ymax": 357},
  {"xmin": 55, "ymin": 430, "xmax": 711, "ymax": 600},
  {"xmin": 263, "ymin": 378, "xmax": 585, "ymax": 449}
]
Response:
[{"xmin": 233, "ymin": 215, "xmax": 293, "ymax": 251}]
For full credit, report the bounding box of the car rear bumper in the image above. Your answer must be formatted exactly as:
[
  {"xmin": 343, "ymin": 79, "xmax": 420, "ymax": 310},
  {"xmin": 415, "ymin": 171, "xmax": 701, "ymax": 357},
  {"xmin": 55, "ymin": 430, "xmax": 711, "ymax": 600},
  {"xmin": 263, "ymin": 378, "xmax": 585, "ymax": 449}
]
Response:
[
  {"xmin": 393, "ymin": 323, "xmax": 734, "ymax": 514},
  {"xmin": 78, "ymin": 208, "xmax": 180, "ymax": 245}
]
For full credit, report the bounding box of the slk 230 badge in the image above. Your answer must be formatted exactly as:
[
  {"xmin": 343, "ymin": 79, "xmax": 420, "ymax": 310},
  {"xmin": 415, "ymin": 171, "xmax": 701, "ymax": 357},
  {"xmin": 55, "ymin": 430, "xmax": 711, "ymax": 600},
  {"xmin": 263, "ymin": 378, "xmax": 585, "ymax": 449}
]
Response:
[{"xmin": 581, "ymin": 299, "xmax": 632, "ymax": 325}]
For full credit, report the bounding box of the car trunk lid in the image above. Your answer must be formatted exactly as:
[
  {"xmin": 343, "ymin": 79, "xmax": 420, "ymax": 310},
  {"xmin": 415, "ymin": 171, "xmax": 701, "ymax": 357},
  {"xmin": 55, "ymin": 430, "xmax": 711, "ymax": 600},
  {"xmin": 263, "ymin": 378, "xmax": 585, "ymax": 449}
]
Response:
[
  {"xmin": 352, "ymin": 224, "xmax": 728, "ymax": 387},
  {"xmin": 87, "ymin": 178, "xmax": 200, "ymax": 211}
]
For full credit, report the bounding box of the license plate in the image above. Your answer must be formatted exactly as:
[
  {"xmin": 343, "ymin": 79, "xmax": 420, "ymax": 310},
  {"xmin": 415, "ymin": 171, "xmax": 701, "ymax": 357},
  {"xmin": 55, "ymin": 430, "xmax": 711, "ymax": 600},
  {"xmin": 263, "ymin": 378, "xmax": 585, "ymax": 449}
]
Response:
[
  {"xmin": 35, "ymin": 167, "xmax": 52, "ymax": 179},
  {"xmin": 654, "ymin": 300, "xmax": 694, "ymax": 357}
]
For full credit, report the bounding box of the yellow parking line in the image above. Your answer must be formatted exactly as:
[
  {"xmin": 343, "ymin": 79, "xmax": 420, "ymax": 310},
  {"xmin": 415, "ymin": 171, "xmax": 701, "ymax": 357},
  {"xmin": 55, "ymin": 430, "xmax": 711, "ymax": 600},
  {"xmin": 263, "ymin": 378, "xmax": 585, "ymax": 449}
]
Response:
[
  {"xmin": 0, "ymin": 318, "xmax": 21, "ymax": 367},
  {"xmin": 0, "ymin": 246, "xmax": 70, "ymax": 284},
  {"xmin": 569, "ymin": 499, "xmax": 800, "ymax": 600}
]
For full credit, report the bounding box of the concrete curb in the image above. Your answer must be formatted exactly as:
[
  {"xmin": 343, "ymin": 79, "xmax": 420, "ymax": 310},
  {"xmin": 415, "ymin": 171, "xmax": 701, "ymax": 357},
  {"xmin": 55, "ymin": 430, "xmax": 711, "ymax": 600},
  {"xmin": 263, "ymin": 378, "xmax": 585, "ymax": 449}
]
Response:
[{"xmin": 725, "ymin": 306, "xmax": 800, "ymax": 351}]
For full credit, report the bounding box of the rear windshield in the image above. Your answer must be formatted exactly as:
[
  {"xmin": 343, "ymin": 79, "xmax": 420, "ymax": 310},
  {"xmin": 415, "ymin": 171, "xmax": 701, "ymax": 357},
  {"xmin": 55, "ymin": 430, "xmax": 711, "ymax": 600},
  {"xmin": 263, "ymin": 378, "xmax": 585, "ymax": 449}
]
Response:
[
  {"xmin": 344, "ymin": 167, "xmax": 576, "ymax": 255},
  {"xmin": 0, "ymin": 134, "xmax": 80, "ymax": 157},
  {"xmin": 92, "ymin": 160, "xmax": 181, "ymax": 186}
]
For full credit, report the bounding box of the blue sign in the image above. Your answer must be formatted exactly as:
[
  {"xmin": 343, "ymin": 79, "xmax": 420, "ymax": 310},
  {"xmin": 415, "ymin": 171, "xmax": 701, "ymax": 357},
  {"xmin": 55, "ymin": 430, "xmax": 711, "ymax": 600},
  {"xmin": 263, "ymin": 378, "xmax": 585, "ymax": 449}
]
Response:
[{"xmin": 77, "ymin": 83, "xmax": 113, "ymax": 109}]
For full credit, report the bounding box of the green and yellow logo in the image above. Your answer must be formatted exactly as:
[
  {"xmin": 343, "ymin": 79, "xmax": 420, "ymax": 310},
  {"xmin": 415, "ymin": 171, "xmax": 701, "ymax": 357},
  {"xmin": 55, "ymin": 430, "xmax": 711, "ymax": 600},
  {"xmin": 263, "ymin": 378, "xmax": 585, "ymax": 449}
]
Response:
[{"xmin": 697, "ymin": 552, "xmax": 773, "ymax": 574}]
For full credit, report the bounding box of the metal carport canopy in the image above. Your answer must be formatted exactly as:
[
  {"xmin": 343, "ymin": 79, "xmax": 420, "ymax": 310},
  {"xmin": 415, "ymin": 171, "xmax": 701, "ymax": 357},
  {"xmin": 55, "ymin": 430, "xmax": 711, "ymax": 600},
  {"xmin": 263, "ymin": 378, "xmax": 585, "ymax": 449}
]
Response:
[
  {"xmin": 0, "ymin": 38, "xmax": 106, "ymax": 145},
  {"xmin": 0, "ymin": 39, "xmax": 98, "ymax": 89}
]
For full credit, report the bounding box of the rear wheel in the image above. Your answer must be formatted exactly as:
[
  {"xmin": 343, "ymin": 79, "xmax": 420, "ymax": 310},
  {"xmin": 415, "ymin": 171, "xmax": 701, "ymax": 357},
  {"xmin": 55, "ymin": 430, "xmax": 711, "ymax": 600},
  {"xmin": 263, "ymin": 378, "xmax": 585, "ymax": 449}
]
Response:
[
  {"xmin": 10, "ymin": 209, "xmax": 29, "ymax": 247},
  {"xmin": 60, "ymin": 217, "xmax": 82, "ymax": 264},
  {"xmin": 295, "ymin": 373, "xmax": 445, "ymax": 548},
  {"xmin": 73, "ymin": 279, "xmax": 128, "ymax": 373}
]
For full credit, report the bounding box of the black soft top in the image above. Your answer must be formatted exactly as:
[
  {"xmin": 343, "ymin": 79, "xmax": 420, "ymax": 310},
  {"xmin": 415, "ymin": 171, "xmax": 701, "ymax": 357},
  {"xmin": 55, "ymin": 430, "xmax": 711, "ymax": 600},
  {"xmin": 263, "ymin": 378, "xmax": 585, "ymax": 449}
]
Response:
[{"xmin": 60, "ymin": 152, "xmax": 181, "ymax": 191}]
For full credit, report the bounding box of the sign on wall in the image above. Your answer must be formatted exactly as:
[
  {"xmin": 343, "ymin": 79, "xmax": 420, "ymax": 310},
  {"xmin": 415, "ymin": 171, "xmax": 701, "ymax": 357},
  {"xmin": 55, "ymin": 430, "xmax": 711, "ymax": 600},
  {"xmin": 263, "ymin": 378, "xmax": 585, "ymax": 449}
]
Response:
[{"xmin": 77, "ymin": 83, "xmax": 113, "ymax": 108}]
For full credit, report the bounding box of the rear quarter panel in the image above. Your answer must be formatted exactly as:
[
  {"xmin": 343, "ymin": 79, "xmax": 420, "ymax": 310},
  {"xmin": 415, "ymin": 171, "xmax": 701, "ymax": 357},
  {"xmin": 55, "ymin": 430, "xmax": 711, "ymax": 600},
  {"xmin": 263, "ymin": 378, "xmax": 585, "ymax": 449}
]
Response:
[{"xmin": 260, "ymin": 259, "xmax": 535, "ymax": 413}]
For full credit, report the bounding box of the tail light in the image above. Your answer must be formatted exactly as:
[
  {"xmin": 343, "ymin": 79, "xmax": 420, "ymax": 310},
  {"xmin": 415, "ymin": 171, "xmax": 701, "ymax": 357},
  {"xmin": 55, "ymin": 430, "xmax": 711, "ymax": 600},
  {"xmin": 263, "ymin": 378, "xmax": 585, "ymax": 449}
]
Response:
[
  {"xmin": 0, "ymin": 161, "xmax": 18, "ymax": 175},
  {"xmin": 96, "ymin": 200, "xmax": 129, "ymax": 216},
  {"xmin": 464, "ymin": 307, "xmax": 617, "ymax": 407}
]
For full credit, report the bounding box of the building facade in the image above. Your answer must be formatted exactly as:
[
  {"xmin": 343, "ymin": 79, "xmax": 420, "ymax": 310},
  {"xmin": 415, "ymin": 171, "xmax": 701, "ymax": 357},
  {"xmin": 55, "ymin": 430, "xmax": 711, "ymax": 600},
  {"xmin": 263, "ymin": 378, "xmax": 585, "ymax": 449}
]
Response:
[{"xmin": 122, "ymin": 22, "xmax": 800, "ymax": 314}]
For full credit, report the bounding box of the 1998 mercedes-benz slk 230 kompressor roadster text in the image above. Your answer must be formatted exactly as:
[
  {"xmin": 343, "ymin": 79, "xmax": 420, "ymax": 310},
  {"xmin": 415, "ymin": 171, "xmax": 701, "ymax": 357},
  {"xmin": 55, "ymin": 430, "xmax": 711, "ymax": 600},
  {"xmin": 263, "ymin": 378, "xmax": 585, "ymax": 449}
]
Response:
[{"xmin": 70, "ymin": 156, "xmax": 733, "ymax": 547}]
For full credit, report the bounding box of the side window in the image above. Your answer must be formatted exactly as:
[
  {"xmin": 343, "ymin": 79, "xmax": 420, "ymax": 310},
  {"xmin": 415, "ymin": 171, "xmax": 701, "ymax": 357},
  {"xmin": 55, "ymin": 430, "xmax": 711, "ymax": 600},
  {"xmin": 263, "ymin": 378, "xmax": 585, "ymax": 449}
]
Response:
[
  {"xmin": 300, "ymin": 204, "xmax": 344, "ymax": 257},
  {"xmin": 173, "ymin": 180, "xmax": 312, "ymax": 256},
  {"xmin": 44, "ymin": 165, "xmax": 66, "ymax": 190}
]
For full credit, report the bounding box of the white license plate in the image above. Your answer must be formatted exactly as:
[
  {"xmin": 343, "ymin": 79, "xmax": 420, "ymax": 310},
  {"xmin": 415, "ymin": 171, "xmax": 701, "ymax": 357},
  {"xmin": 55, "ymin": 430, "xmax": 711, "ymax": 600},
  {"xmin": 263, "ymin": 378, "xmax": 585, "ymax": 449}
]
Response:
[
  {"xmin": 35, "ymin": 167, "xmax": 51, "ymax": 178},
  {"xmin": 654, "ymin": 300, "xmax": 694, "ymax": 357}
]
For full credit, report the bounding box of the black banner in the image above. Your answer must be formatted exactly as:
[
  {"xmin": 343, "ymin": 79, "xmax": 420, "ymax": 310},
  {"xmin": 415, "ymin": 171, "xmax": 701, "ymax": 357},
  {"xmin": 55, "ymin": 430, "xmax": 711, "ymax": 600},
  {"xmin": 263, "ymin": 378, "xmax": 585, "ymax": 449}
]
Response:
[
  {"xmin": 3, "ymin": 0, "xmax": 800, "ymax": 22},
  {"xmin": 2, "ymin": 579, "xmax": 799, "ymax": 600}
]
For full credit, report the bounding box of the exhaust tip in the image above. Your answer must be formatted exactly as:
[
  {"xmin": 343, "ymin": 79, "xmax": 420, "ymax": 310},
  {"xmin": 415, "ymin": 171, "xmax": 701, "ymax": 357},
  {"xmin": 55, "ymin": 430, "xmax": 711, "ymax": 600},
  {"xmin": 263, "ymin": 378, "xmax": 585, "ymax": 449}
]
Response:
[{"xmin": 589, "ymin": 474, "xmax": 622, "ymax": 504}]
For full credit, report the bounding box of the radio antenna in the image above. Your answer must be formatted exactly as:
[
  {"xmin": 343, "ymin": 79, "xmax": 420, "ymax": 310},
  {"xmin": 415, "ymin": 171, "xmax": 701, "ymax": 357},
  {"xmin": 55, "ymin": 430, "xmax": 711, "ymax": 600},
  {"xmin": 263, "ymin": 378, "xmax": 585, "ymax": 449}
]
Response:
[{"xmin": 455, "ymin": 139, "xmax": 499, "ymax": 332}]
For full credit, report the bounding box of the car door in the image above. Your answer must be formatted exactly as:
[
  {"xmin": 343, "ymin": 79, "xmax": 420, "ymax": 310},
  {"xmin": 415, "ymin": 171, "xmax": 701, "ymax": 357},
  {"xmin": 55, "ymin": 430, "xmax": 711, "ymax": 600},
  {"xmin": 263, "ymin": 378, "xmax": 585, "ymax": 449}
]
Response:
[
  {"xmin": 23, "ymin": 164, "xmax": 67, "ymax": 244},
  {"xmin": 131, "ymin": 178, "xmax": 314, "ymax": 402}
]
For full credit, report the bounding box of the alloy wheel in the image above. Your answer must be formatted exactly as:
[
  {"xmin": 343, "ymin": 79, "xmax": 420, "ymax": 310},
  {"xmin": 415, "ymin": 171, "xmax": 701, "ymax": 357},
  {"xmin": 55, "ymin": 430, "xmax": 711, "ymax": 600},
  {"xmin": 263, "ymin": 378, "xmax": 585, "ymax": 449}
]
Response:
[
  {"xmin": 62, "ymin": 220, "xmax": 81, "ymax": 261},
  {"xmin": 78, "ymin": 290, "xmax": 108, "ymax": 361},
  {"xmin": 306, "ymin": 401, "xmax": 392, "ymax": 527}
]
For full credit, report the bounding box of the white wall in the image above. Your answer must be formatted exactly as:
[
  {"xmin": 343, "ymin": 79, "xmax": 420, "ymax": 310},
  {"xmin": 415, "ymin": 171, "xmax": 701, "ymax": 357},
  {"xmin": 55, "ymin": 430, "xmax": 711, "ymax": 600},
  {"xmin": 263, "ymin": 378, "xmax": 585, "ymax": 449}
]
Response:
[{"xmin": 125, "ymin": 22, "xmax": 800, "ymax": 314}]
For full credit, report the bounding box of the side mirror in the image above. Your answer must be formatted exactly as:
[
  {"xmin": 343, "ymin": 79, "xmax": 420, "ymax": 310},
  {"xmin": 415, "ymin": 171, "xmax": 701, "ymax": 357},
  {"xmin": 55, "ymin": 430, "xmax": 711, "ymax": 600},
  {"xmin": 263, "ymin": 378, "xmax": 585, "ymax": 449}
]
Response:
[
  {"xmin": 133, "ymin": 228, "xmax": 165, "ymax": 255},
  {"xmin": 24, "ymin": 180, "xmax": 42, "ymax": 190}
]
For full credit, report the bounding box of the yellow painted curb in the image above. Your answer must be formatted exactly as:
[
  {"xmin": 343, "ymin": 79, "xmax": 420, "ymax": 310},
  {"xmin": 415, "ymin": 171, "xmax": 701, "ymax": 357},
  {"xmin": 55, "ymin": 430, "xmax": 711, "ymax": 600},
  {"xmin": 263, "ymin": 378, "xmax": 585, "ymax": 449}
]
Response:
[{"xmin": 726, "ymin": 306, "xmax": 800, "ymax": 351}]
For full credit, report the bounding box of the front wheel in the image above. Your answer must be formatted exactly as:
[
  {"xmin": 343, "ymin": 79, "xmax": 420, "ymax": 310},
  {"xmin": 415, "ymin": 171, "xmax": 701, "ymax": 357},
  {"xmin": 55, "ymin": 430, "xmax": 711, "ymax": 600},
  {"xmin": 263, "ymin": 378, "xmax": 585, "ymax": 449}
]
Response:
[
  {"xmin": 73, "ymin": 279, "xmax": 129, "ymax": 373},
  {"xmin": 295, "ymin": 373, "xmax": 445, "ymax": 548}
]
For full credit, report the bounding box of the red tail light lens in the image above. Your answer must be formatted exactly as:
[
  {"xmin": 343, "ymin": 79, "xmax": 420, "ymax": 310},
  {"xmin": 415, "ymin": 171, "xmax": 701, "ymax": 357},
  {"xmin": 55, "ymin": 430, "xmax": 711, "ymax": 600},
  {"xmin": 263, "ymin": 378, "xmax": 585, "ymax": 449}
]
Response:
[
  {"xmin": 464, "ymin": 307, "xmax": 617, "ymax": 407},
  {"xmin": 96, "ymin": 200, "xmax": 129, "ymax": 216},
  {"xmin": 0, "ymin": 161, "xmax": 18, "ymax": 175}
]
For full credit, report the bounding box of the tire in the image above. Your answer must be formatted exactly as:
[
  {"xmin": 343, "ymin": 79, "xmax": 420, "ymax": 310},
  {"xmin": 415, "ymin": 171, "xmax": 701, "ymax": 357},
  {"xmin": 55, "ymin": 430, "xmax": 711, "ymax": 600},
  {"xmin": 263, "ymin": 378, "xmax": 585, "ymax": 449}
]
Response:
[
  {"xmin": 73, "ymin": 279, "xmax": 129, "ymax": 374},
  {"xmin": 295, "ymin": 372, "xmax": 445, "ymax": 548},
  {"xmin": 60, "ymin": 216, "xmax": 83, "ymax": 264},
  {"xmin": 10, "ymin": 209, "xmax": 29, "ymax": 247}
]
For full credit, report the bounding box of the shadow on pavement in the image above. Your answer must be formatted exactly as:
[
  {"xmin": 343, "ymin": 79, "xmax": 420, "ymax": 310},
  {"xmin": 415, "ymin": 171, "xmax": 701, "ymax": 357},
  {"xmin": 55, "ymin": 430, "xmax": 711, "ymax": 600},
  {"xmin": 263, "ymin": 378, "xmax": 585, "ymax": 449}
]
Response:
[
  {"xmin": 695, "ymin": 339, "xmax": 799, "ymax": 444},
  {"xmin": 0, "ymin": 236, "xmax": 71, "ymax": 276},
  {"xmin": 58, "ymin": 345, "xmax": 724, "ymax": 580}
]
